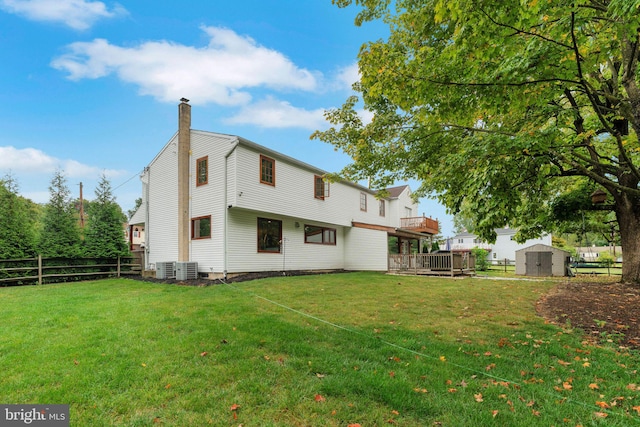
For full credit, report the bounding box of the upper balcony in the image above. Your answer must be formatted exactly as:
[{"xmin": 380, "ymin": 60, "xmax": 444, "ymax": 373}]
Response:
[{"xmin": 400, "ymin": 216, "xmax": 439, "ymax": 235}]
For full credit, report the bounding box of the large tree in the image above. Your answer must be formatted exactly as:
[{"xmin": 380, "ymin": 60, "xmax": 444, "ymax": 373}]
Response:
[
  {"xmin": 0, "ymin": 175, "xmax": 38, "ymax": 259},
  {"xmin": 314, "ymin": 0, "xmax": 640, "ymax": 283},
  {"xmin": 38, "ymin": 169, "xmax": 84, "ymax": 258},
  {"xmin": 84, "ymin": 175, "xmax": 129, "ymax": 258}
]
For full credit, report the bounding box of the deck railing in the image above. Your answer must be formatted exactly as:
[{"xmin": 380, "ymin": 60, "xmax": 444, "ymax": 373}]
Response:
[
  {"xmin": 400, "ymin": 217, "xmax": 439, "ymax": 234},
  {"xmin": 389, "ymin": 253, "xmax": 475, "ymax": 275}
]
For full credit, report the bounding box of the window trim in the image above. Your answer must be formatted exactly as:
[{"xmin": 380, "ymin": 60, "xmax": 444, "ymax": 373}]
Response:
[
  {"xmin": 257, "ymin": 217, "xmax": 282, "ymax": 253},
  {"xmin": 191, "ymin": 215, "xmax": 212, "ymax": 240},
  {"xmin": 260, "ymin": 154, "xmax": 275, "ymax": 186},
  {"xmin": 360, "ymin": 192, "xmax": 367, "ymax": 212},
  {"xmin": 304, "ymin": 225, "xmax": 337, "ymax": 245},
  {"xmin": 196, "ymin": 156, "xmax": 208, "ymax": 187}
]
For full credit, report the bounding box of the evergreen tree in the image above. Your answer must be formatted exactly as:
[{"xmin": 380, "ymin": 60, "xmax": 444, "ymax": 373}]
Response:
[
  {"xmin": 37, "ymin": 169, "xmax": 84, "ymax": 258},
  {"xmin": 0, "ymin": 175, "xmax": 37, "ymax": 259},
  {"xmin": 84, "ymin": 175, "xmax": 129, "ymax": 258}
]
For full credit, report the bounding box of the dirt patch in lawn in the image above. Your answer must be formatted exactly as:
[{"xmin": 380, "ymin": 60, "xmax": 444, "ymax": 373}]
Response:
[{"xmin": 537, "ymin": 278, "xmax": 640, "ymax": 349}]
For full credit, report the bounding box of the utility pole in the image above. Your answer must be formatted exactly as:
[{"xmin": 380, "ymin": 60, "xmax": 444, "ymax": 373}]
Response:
[{"xmin": 79, "ymin": 182, "xmax": 85, "ymax": 228}]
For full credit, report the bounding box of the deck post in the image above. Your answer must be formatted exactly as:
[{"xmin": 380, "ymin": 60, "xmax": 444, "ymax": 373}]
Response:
[{"xmin": 450, "ymin": 252, "xmax": 454, "ymax": 277}]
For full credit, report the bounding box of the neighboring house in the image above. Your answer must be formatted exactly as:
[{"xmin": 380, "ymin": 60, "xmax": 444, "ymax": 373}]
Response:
[
  {"xmin": 136, "ymin": 100, "xmax": 437, "ymax": 278},
  {"xmin": 126, "ymin": 205, "xmax": 146, "ymax": 251},
  {"xmin": 450, "ymin": 228, "xmax": 552, "ymax": 262},
  {"xmin": 575, "ymin": 246, "xmax": 623, "ymax": 262}
]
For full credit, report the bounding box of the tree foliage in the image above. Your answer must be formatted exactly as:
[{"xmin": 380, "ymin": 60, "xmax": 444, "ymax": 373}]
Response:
[
  {"xmin": 316, "ymin": 0, "xmax": 640, "ymax": 283},
  {"xmin": 84, "ymin": 175, "xmax": 129, "ymax": 258},
  {"xmin": 0, "ymin": 175, "xmax": 38, "ymax": 259},
  {"xmin": 37, "ymin": 170, "xmax": 84, "ymax": 258}
]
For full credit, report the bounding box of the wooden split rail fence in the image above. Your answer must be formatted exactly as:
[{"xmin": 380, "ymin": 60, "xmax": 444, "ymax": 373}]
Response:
[{"xmin": 0, "ymin": 256, "xmax": 142, "ymax": 286}]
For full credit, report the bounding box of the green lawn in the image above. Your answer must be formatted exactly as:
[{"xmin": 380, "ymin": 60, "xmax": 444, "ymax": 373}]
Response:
[{"xmin": 0, "ymin": 273, "xmax": 638, "ymax": 426}]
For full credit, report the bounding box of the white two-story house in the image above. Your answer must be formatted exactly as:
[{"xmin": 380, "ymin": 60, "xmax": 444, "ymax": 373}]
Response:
[
  {"xmin": 136, "ymin": 100, "xmax": 438, "ymax": 278},
  {"xmin": 450, "ymin": 228, "xmax": 552, "ymax": 262}
]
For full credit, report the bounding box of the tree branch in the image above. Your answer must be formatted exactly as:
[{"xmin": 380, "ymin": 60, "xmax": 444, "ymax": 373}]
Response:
[{"xmin": 478, "ymin": 7, "xmax": 574, "ymax": 51}]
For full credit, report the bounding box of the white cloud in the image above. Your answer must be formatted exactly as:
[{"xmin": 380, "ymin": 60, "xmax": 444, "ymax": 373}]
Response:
[
  {"xmin": 0, "ymin": 146, "xmax": 126, "ymax": 179},
  {"xmin": 0, "ymin": 0, "xmax": 126, "ymax": 30},
  {"xmin": 334, "ymin": 62, "xmax": 360, "ymax": 91},
  {"xmin": 224, "ymin": 96, "xmax": 329, "ymax": 130},
  {"xmin": 51, "ymin": 26, "xmax": 320, "ymax": 106}
]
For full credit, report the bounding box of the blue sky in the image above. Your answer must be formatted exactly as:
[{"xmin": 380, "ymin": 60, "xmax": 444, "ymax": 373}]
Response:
[{"xmin": 0, "ymin": 0, "xmax": 454, "ymax": 237}]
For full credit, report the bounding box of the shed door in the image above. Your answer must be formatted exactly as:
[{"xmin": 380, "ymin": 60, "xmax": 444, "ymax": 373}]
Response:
[{"xmin": 525, "ymin": 251, "xmax": 553, "ymax": 276}]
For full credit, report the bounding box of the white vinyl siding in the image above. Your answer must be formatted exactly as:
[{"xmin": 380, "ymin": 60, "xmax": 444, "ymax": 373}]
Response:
[
  {"xmin": 230, "ymin": 145, "xmax": 388, "ymax": 227},
  {"xmin": 343, "ymin": 227, "xmax": 388, "ymax": 271},
  {"xmin": 146, "ymin": 134, "xmax": 180, "ymax": 268},
  {"xmin": 226, "ymin": 209, "xmax": 345, "ymax": 272}
]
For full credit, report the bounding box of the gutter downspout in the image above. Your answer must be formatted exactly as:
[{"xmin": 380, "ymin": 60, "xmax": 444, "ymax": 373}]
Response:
[
  {"xmin": 142, "ymin": 167, "xmax": 150, "ymax": 270},
  {"xmin": 223, "ymin": 139, "xmax": 240, "ymax": 279}
]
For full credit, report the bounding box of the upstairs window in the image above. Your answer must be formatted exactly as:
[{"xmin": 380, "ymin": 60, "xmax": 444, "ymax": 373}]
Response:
[
  {"xmin": 305, "ymin": 225, "xmax": 336, "ymax": 245},
  {"xmin": 379, "ymin": 200, "xmax": 386, "ymax": 217},
  {"xmin": 191, "ymin": 216, "xmax": 211, "ymax": 239},
  {"xmin": 314, "ymin": 175, "xmax": 329, "ymax": 200},
  {"xmin": 257, "ymin": 217, "xmax": 281, "ymax": 253},
  {"xmin": 260, "ymin": 155, "xmax": 275, "ymax": 186},
  {"xmin": 196, "ymin": 156, "xmax": 208, "ymax": 186},
  {"xmin": 360, "ymin": 192, "xmax": 367, "ymax": 212}
]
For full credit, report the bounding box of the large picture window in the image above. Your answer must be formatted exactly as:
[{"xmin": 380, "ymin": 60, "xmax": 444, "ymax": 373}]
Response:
[
  {"xmin": 196, "ymin": 156, "xmax": 208, "ymax": 186},
  {"xmin": 191, "ymin": 216, "xmax": 211, "ymax": 239},
  {"xmin": 304, "ymin": 225, "xmax": 336, "ymax": 245},
  {"xmin": 257, "ymin": 217, "xmax": 282, "ymax": 253},
  {"xmin": 260, "ymin": 155, "xmax": 275, "ymax": 186}
]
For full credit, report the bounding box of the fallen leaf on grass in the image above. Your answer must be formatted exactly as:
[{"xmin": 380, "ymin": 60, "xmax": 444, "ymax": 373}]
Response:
[
  {"xmin": 594, "ymin": 412, "xmax": 608, "ymax": 418},
  {"xmin": 347, "ymin": 424, "xmax": 362, "ymax": 427},
  {"xmin": 200, "ymin": 351, "xmax": 208, "ymax": 357},
  {"xmin": 230, "ymin": 404, "xmax": 240, "ymax": 420},
  {"xmin": 632, "ymin": 405, "xmax": 640, "ymax": 414},
  {"xmin": 588, "ymin": 383, "xmax": 599, "ymax": 390},
  {"xmin": 595, "ymin": 401, "xmax": 610, "ymax": 409},
  {"xmin": 314, "ymin": 394, "xmax": 325, "ymax": 402},
  {"xmin": 474, "ymin": 393, "xmax": 483, "ymax": 402}
]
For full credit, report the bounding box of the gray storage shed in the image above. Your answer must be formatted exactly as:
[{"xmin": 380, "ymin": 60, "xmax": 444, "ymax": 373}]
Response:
[{"xmin": 515, "ymin": 244, "xmax": 571, "ymax": 277}]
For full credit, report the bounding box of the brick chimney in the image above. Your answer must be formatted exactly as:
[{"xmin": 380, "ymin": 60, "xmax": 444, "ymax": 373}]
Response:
[{"xmin": 178, "ymin": 98, "xmax": 191, "ymax": 262}]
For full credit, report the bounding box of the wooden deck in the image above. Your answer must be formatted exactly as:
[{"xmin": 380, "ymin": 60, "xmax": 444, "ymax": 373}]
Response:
[
  {"xmin": 400, "ymin": 216, "xmax": 439, "ymax": 235},
  {"xmin": 388, "ymin": 253, "xmax": 475, "ymax": 277}
]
